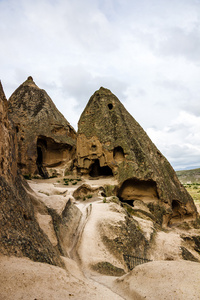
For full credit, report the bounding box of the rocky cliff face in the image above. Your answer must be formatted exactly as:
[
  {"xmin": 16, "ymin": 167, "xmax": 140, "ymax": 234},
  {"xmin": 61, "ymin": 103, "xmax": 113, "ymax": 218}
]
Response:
[
  {"xmin": 8, "ymin": 77, "xmax": 77, "ymax": 177},
  {"xmin": 0, "ymin": 81, "xmax": 63, "ymax": 267},
  {"xmin": 0, "ymin": 81, "xmax": 17, "ymax": 181},
  {"xmin": 77, "ymin": 87, "xmax": 198, "ymax": 226}
]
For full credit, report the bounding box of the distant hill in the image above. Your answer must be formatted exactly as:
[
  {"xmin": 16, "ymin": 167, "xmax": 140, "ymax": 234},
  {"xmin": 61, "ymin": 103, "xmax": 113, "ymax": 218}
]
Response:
[{"xmin": 176, "ymin": 168, "xmax": 200, "ymax": 184}]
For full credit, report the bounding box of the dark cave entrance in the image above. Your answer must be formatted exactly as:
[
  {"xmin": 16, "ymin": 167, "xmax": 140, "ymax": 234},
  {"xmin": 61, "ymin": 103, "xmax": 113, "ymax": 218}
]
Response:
[
  {"xmin": 172, "ymin": 200, "xmax": 181, "ymax": 212},
  {"xmin": 36, "ymin": 139, "xmax": 48, "ymax": 178},
  {"xmin": 108, "ymin": 103, "xmax": 113, "ymax": 110},
  {"xmin": 89, "ymin": 159, "xmax": 113, "ymax": 177},
  {"xmin": 170, "ymin": 200, "xmax": 182, "ymax": 222},
  {"xmin": 37, "ymin": 146, "xmax": 43, "ymax": 165}
]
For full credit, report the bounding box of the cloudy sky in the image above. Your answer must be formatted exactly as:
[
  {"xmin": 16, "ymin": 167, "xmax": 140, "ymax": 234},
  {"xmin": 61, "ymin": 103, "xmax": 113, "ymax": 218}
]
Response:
[{"xmin": 0, "ymin": 0, "xmax": 200, "ymax": 170}]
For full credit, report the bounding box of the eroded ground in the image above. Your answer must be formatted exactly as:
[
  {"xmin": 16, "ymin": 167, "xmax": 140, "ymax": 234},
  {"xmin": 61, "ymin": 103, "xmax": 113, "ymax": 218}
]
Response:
[{"xmin": 1, "ymin": 174, "xmax": 200, "ymax": 300}]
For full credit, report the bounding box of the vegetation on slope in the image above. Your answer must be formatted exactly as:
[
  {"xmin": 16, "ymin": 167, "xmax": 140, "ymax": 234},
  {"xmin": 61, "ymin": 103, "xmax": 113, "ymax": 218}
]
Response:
[{"xmin": 176, "ymin": 168, "xmax": 200, "ymax": 184}]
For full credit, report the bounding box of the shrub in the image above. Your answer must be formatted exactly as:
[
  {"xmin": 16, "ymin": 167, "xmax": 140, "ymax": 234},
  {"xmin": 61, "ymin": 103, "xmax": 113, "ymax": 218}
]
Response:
[
  {"xmin": 49, "ymin": 175, "xmax": 57, "ymax": 178},
  {"xmin": 23, "ymin": 174, "xmax": 31, "ymax": 180},
  {"xmin": 104, "ymin": 185, "xmax": 116, "ymax": 197}
]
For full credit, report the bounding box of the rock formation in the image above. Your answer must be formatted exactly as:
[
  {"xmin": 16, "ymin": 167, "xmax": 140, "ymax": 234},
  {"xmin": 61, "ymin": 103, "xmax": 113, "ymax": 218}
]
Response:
[
  {"xmin": 0, "ymin": 81, "xmax": 17, "ymax": 181},
  {"xmin": 77, "ymin": 87, "xmax": 198, "ymax": 226},
  {"xmin": 0, "ymin": 81, "xmax": 63, "ymax": 267},
  {"xmin": 1, "ymin": 78, "xmax": 200, "ymax": 298},
  {"xmin": 8, "ymin": 76, "xmax": 76, "ymax": 178}
]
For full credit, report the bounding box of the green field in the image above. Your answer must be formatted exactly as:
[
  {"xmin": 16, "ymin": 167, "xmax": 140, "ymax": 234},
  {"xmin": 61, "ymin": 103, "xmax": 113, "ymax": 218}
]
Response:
[
  {"xmin": 176, "ymin": 168, "xmax": 200, "ymax": 208},
  {"xmin": 176, "ymin": 168, "xmax": 200, "ymax": 184},
  {"xmin": 183, "ymin": 183, "xmax": 200, "ymax": 207}
]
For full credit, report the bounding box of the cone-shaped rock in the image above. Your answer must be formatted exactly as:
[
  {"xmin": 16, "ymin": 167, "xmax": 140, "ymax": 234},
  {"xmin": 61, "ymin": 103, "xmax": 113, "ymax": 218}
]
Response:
[
  {"xmin": 77, "ymin": 87, "xmax": 198, "ymax": 226},
  {"xmin": 8, "ymin": 77, "xmax": 76, "ymax": 177},
  {"xmin": 0, "ymin": 81, "xmax": 63, "ymax": 267}
]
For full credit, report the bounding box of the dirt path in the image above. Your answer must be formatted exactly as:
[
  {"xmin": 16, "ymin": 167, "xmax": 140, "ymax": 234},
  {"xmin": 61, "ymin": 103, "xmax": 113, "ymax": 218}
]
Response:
[{"xmin": 69, "ymin": 202, "xmax": 93, "ymax": 261}]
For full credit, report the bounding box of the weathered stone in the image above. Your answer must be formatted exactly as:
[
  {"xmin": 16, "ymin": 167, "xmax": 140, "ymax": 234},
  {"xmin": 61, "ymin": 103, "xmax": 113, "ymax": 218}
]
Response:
[
  {"xmin": 91, "ymin": 261, "xmax": 125, "ymax": 276},
  {"xmin": 77, "ymin": 87, "xmax": 198, "ymax": 226},
  {"xmin": 0, "ymin": 81, "xmax": 63, "ymax": 267},
  {"xmin": 0, "ymin": 81, "xmax": 17, "ymax": 181},
  {"xmin": 73, "ymin": 183, "xmax": 104, "ymax": 199},
  {"xmin": 8, "ymin": 77, "xmax": 76, "ymax": 177},
  {"xmin": 181, "ymin": 247, "xmax": 199, "ymax": 262},
  {"xmin": 48, "ymin": 199, "xmax": 82, "ymax": 257},
  {"xmin": 101, "ymin": 216, "xmax": 150, "ymax": 261}
]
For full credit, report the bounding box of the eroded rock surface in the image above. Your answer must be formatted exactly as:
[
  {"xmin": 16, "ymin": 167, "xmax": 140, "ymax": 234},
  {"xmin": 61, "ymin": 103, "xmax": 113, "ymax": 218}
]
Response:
[
  {"xmin": 8, "ymin": 76, "xmax": 76, "ymax": 177},
  {"xmin": 77, "ymin": 87, "xmax": 198, "ymax": 226},
  {"xmin": 73, "ymin": 183, "xmax": 104, "ymax": 199},
  {"xmin": 0, "ymin": 81, "xmax": 17, "ymax": 181},
  {"xmin": 0, "ymin": 81, "xmax": 63, "ymax": 267}
]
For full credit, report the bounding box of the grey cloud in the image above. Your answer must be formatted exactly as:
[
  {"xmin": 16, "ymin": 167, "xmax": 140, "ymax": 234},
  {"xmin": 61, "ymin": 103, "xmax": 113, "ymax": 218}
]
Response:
[
  {"xmin": 156, "ymin": 79, "xmax": 189, "ymax": 92},
  {"xmin": 59, "ymin": 65, "xmax": 128, "ymax": 110},
  {"xmin": 157, "ymin": 26, "xmax": 200, "ymax": 62},
  {"xmin": 163, "ymin": 144, "xmax": 200, "ymax": 170},
  {"xmin": 182, "ymin": 100, "xmax": 200, "ymax": 117}
]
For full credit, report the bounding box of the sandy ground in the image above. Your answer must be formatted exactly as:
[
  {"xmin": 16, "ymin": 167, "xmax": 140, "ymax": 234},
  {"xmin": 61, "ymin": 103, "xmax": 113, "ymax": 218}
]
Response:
[
  {"xmin": 0, "ymin": 256, "xmax": 124, "ymax": 300},
  {"xmin": 1, "ymin": 256, "xmax": 200, "ymax": 300},
  {"xmin": 1, "ymin": 175, "xmax": 200, "ymax": 299},
  {"xmin": 114, "ymin": 260, "xmax": 200, "ymax": 300}
]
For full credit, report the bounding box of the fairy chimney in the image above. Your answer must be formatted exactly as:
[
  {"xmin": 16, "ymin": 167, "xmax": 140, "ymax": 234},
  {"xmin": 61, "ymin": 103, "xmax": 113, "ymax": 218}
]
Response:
[
  {"xmin": 8, "ymin": 77, "xmax": 77, "ymax": 177},
  {"xmin": 77, "ymin": 87, "xmax": 198, "ymax": 226}
]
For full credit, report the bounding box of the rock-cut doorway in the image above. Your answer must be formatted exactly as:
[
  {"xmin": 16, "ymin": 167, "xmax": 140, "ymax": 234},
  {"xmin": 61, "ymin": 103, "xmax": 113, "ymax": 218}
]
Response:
[
  {"xmin": 89, "ymin": 159, "xmax": 113, "ymax": 177},
  {"xmin": 36, "ymin": 142, "xmax": 48, "ymax": 178}
]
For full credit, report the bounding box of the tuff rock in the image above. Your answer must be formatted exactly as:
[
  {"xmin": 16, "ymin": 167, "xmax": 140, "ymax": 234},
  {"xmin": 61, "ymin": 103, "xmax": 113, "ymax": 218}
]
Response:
[
  {"xmin": 77, "ymin": 87, "xmax": 198, "ymax": 226},
  {"xmin": 8, "ymin": 76, "xmax": 76, "ymax": 178},
  {"xmin": 0, "ymin": 81, "xmax": 63, "ymax": 267}
]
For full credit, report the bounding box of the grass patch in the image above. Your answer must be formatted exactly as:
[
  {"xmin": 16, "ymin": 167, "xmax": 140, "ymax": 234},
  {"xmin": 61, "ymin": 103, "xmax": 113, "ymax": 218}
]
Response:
[
  {"xmin": 63, "ymin": 177, "xmax": 81, "ymax": 186},
  {"xmin": 184, "ymin": 184, "xmax": 200, "ymax": 203},
  {"xmin": 91, "ymin": 262, "xmax": 125, "ymax": 276}
]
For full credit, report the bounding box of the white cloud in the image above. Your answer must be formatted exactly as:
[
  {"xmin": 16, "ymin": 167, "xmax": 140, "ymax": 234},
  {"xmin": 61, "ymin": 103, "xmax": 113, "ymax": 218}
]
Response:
[
  {"xmin": 0, "ymin": 0, "xmax": 200, "ymax": 170},
  {"xmin": 147, "ymin": 111, "xmax": 200, "ymax": 170}
]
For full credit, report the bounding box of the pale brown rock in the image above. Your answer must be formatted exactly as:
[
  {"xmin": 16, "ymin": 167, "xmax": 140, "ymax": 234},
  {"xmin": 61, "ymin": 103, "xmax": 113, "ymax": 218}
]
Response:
[
  {"xmin": 8, "ymin": 77, "xmax": 77, "ymax": 177},
  {"xmin": 77, "ymin": 87, "xmax": 198, "ymax": 226},
  {"xmin": 73, "ymin": 183, "xmax": 104, "ymax": 199},
  {"xmin": 114, "ymin": 260, "xmax": 200, "ymax": 299}
]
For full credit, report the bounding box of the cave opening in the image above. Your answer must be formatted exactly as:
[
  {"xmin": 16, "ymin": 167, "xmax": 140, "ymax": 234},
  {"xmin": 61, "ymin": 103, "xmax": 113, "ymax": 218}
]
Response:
[
  {"xmin": 170, "ymin": 200, "xmax": 182, "ymax": 221},
  {"xmin": 113, "ymin": 146, "xmax": 125, "ymax": 161},
  {"xmin": 89, "ymin": 159, "xmax": 113, "ymax": 177},
  {"xmin": 108, "ymin": 103, "xmax": 113, "ymax": 110},
  {"xmin": 117, "ymin": 178, "xmax": 159, "ymax": 205},
  {"xmin": 37, "ymin": 146, "xmax": 43, "ymax": 165},
  {"xmin": 172, "ymin": 200, "xmax": 181, "ymax": 212},
  {"xmin": 169, "ymin": 199, "xmax": 195, "ymax": 226},
  {"xmin": 36, "ymin": 139, "xmax": 48, "ymax": 178}
]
